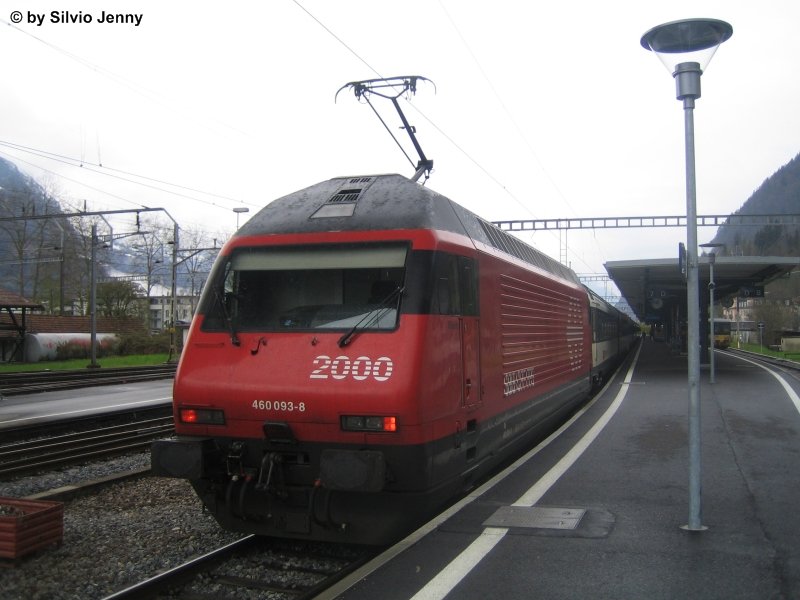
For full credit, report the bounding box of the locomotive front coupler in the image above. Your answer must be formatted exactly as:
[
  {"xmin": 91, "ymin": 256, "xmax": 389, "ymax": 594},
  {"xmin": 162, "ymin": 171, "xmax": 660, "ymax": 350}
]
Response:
[{"xmin": 255, "ymin": 452, "xmax": 289, "ymax": 499}]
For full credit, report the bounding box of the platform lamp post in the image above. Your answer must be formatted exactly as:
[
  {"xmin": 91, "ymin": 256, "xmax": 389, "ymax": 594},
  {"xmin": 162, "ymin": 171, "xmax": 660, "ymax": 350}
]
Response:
[
  {"xmin": 167, "ymin": 224, "xmax": 180, "ymax": 363},
  {"xmin": 233, "ymin": 206, "xmax": 249, "ymax": 229},
  {"xmin": 641, "ymin": 18, "xmax": 733, "ymax": 532},
  {"xmin": 701, "ymin": 242, "xmax": 725, "ymax": 384}
]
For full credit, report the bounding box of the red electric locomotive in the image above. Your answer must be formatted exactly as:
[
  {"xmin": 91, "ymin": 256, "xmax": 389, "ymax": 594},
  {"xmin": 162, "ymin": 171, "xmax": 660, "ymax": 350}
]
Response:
[{"xmin": 151, "ymin": 172, "xmax": 621, "ymax": 544}]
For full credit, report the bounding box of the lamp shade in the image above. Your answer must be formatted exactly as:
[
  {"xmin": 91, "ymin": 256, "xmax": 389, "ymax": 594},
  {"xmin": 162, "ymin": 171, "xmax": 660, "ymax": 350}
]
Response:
[{"xmin": 641, "ymin": 19, "xmax": 733, "ymax": 73}]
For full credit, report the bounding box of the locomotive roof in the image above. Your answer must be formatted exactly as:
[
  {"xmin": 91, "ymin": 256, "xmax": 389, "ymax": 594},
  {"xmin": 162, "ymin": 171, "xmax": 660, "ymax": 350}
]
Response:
[{"xmin": 238, "ymin": 173, "xmax": 580, "ymax": 285}]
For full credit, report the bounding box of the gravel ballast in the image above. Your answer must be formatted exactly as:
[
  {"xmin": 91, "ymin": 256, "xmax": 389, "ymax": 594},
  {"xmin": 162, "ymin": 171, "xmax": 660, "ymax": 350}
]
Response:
[{"xmin": 0, "ymin": 461, "xmax": 243, "ymax": 599}]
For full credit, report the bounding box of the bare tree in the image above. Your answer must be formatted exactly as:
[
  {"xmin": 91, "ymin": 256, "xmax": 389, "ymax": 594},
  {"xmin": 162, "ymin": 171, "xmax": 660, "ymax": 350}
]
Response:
[
  {"xmin": 130, "ymin": 216, "xmax": 173, "ymax": 297},
  {"xmin": 177, "ymin": 226, "xmax": 220, "ymax": 315},
  {"xmin": 64, "ymin": 213, "xmax": 110, "ymax": 315},
  {"xmin": 29, "ymin": 180, "xmax": 68, "ymax": 308},
  {"xmin": 0, "ymin": 187, "xmax": 44, "ymax": 296}
]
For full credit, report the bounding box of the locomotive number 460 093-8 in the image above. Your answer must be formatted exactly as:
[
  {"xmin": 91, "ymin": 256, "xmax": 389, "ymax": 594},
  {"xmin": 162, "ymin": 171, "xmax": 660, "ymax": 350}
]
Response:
[
  {"xmin": 252, "ymin": 400, "xmax": 305, "ymax": 412},
  {"xmin": 309, "ymin": 355, "xmax": 394, "ymax": 382}
]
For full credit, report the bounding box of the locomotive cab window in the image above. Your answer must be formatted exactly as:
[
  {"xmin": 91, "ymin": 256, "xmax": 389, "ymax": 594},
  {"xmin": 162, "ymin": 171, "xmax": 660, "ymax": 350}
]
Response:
[
  {"xmin": 200, "ymin": 243, "xmax": 407, "ymax": 333},
  {"xmin": 432, "ymin": 253, "xmax": 478, "ymax": 316}
]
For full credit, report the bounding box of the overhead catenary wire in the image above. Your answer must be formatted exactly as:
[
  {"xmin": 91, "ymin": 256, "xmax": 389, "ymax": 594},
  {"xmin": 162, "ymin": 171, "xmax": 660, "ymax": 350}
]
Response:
[
  {"xmin": 436, "ymin": 1, "xmax": 608, "ymax": 275},
  {"xmin": 0, "ymin": 141, "xmax": 258, "ymax": 211},
  {"xmin": 0, "ymin": 149, "xmax": 149, "ymax": 210},
  {"xmin": 0, "ymin": 18, "xmax": 251, "ymax": 139},
  {"xmin": 0, "ymin": 149, "xmax": 229, "ymax": 238},
  {"xmin": 290, "ymin": 0, "xmax": 382, "ymax": 78},
  {"xmin": 0, "ymin": 17, "xmax": 261, "ymax": 233}
]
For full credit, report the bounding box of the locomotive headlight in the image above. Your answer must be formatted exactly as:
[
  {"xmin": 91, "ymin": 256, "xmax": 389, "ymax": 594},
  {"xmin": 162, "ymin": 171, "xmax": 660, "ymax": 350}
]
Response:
[
  {"xmin": 341, "ymin": 415, "xmax": 397, "ymax": 432},
  {"xmin": 179, "ymin": 407, "xmax": 226, "ymax": 425}
]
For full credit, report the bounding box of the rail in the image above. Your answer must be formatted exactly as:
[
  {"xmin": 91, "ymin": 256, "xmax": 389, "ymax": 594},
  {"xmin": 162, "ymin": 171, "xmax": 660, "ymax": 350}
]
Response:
[
  {"xmin": 104, "ymin": 536, "xmax": 374, "ymax": 600},
  {"xmin": 0, "ymin": 416, "xmax": 175, "ymax": 477},
  {"xmin": 0, "ymin": 363, "xmax": 177, "ymax": 396}
]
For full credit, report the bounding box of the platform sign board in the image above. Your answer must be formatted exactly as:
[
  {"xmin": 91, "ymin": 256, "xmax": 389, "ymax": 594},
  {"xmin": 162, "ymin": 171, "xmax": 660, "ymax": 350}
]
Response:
[{"xmin": 739, "ymin": 286, "xmax": 764, "ymax": 298}]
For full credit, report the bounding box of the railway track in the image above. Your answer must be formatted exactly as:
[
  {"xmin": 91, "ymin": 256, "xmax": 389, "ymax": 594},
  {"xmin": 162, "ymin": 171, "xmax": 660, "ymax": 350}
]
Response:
[
  {"xmin": 105, "ymin": 535, "xmax": 375, "ymax": 600},
  {"xmin": 0, "ymin": 414, "xmax": 174, "ymax": 477},
  {"xmin": 0, "ymin": 363, "xmax": 177, "ymax": 396}
]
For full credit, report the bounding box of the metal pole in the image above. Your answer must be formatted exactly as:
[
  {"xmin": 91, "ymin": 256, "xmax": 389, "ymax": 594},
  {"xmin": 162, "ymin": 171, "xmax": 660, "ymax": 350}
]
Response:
[
  {"xmin": 709, "ymin": 256, "xmax": 716, "ymax": 384},
  {"xmin": 736, "ymin": 297, "xmax": 741, "ymax": 349},
  {"xmin": 88, "ymin": 223, "xmax": 99, "ymax": 369},
  {"xmin": 677, "ymin": 62, "xmax": 705, "ymax": 531},
  {"xmin": 50, "ymin": 220, "xmax": 66, "ymax": 316},
  {"xmin": 59, "ymin": 246, "xmax": 65, "ymax": 316},
  {"xmin": 168, "ymin": 223, "xmax": 179, "ymax": 362}
]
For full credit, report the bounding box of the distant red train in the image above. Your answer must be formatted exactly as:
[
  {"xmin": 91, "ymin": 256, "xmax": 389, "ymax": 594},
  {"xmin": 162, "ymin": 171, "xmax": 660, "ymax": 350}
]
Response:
[{"xmin": 152, "ymin": 173, "xmax": 636, "ymax": 544}]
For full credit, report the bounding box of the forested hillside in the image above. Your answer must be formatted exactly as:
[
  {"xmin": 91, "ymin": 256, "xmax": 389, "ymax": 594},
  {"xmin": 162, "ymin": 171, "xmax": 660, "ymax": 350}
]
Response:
[
  {"xmin": 0, "ymin": 158, "xmax": 90, "ymax": 309},
  {"xmin": 709, "ymin": 152, "xmax": 800, "ymax": 335},
  {"xmin": 711, "ymin": 152, "xmax": 800, "ymax": 256}
]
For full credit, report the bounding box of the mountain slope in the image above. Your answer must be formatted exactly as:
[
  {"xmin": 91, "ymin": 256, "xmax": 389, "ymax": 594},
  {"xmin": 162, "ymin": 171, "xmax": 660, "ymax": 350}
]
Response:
[{"xmin": 711, "ymin": 152, "xmax": 800, "ymax": 256}]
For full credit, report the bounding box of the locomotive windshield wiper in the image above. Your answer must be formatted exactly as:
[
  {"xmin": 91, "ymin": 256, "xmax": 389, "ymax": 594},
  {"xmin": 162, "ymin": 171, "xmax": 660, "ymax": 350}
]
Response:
[
  {"xmin": 215, "ymin": 288, "xmax": 240, "ymax": 347},
  {"xmin": 338, "ymin": 285, "xmax": 404, "ymax": 348}
]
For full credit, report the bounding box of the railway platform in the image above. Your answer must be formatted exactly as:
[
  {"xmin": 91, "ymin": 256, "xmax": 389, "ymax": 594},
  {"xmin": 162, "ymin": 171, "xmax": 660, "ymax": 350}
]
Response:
[
  {"xmin": 326, "ymin": 339, "xmax": 800, "ymax": 599},
  {"xmin": 0, "ymin": 379, "xmax": 172, "ymax": 431}
]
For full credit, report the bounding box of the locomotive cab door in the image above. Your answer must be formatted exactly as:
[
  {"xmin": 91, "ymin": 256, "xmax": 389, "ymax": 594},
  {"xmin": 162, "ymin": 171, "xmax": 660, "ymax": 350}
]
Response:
[
  {"xmin": 435, "ymin": 253, "xmax": 481, "ymax": 409},
  {"xmin": 460, "ymin": 316, "xmax": 481, "ymax": 410},
  {"xmin": 457, "ymin": 256, "xmax": 481, "ymax": 410}
]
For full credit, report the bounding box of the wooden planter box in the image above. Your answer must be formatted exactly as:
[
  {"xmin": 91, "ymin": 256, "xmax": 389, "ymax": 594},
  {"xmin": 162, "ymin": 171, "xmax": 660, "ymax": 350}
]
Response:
[{"xmin": 0, "ymin": 497, "xmax": 64, "ymax": 561}]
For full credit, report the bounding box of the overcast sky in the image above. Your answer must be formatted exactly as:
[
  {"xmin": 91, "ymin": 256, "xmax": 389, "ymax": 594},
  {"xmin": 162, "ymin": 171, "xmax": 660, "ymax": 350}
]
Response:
[{"xmin": 2, "ymin": 0, "xmax": 799, "ymax": 298}]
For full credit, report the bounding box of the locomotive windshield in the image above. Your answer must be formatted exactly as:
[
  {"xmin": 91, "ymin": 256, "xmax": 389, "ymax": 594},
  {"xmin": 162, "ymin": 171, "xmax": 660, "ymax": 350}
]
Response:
[{"xmin": 200, "ymin": 243, "xmax": 407, "ymax": 334}]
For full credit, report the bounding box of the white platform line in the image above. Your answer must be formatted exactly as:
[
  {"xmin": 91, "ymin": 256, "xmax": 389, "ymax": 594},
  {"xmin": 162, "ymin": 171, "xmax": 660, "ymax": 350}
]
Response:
[{"xmin": 409, "ymin": 527, "xmax": 508, "ymax": 600}]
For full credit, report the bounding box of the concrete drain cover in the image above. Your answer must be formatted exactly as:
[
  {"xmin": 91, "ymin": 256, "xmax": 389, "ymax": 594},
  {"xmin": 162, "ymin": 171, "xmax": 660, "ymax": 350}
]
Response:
[{"xmin": 483, "ymin": 506, "xmax": 586, "ymax": 530}]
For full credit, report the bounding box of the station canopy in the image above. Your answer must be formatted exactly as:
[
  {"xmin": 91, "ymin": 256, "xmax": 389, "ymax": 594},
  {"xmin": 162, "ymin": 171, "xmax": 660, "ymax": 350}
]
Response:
[{"xmin": 605, "ymin": 256, "xmax": 799, "ymax": 323}]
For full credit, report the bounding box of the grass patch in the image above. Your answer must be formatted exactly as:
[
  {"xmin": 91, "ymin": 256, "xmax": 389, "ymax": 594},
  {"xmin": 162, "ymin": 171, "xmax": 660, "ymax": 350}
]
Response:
[
  {"xmin": 737, "ymin": 343, "xmax": 800, "ymax": 363},
  {"xmin": 0, "ymin": 354, "xmax": 171, "ymax": 373}
]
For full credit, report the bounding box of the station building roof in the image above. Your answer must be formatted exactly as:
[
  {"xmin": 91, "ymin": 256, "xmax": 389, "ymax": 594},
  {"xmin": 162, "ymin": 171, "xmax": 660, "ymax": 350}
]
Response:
[
  {"xmin": 0, "ymin": 289, "xmax": 44, "ymax": 311},
  {"xmin": 605, "ymin": 256, "xmax": 799, "ymax": 322}
]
